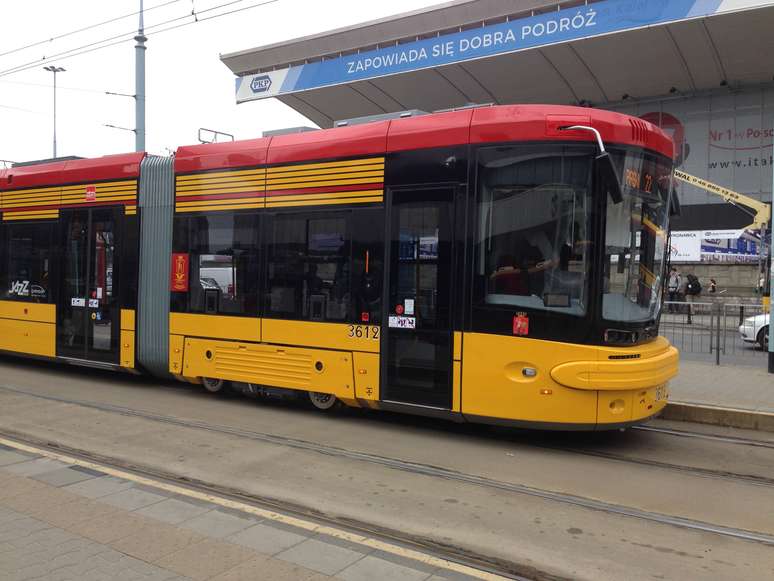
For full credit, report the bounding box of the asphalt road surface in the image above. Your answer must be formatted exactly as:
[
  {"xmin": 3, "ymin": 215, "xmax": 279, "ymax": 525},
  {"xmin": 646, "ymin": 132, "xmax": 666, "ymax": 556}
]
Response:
[{"xmin": 0, "ymin": 355, "xmax": 772, "ymax": 581}]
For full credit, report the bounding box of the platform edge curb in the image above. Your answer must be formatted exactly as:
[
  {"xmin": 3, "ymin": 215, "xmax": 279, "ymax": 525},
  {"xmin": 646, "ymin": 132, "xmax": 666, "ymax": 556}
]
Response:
[{"xmin": 662, "ymin": 402, "xmax": 774, "ymax": 433}]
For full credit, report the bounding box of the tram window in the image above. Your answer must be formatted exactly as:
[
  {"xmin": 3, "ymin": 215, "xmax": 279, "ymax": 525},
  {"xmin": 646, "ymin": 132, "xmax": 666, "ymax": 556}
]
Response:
[
  {"xmin": 0, "ymin": 222, "xmax": 54, "ymax": 303},
  {"xmin": 474, "ymin": 145, "xmax": 592, "ymax": 317},
  {"xmin": 267, "ymin": 213, "xmax": 350, "ymax": 322},
  {"xmin": 122, "ymin": 217, "xmax": 139, "ymax": 310},
  {"xmin": 351, "ymin": 208, "xmax": 384, "ymax": 324},
  {"xmin": 171, "ymin": 213, "xmax": 260, "ymax": 316}
]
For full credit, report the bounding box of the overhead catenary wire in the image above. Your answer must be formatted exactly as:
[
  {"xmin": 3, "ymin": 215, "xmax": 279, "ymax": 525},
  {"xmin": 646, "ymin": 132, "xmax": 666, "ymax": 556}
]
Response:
[
  {"xmin": 0, "ymin": 103, "xmax": 150, "ymax": 136},
  {"xmin": 148, "ymin": 0, "xmax": 279, "ymax": 35},
  {"xmin": 0, "ymin": 79, "xmax": 128, "ymax": 95},
  {"xmin": 0, "ymin": 0, "xmax": 184, "ymax": 59},
  {"xmin": 0, "ymin": 0, "xmax": 279, "ymax": 78}
]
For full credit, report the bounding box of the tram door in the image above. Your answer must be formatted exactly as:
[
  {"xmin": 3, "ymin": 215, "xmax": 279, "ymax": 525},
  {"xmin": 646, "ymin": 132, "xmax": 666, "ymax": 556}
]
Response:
[
  {"xmin": 57, "ymin": 208, "xmax": 120, "ymax": 363},
  {"xmin": 382, "ymin": 187, "xmax": 454, "ymax": 409}
]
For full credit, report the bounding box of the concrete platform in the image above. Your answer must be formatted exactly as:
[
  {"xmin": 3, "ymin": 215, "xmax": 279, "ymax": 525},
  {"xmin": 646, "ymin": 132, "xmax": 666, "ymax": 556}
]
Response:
[
  {"xmin": 0, "ymin": 443, "xmax": 481, "ymax": 581},
  {"xmin": 663, "ymin": 360, "xmax": 774, "ymax": 432}
]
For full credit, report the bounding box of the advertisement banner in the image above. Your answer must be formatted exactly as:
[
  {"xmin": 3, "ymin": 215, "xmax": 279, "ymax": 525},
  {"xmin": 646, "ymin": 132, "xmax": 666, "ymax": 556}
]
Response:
[
  {"xmin": 670, "ymin": 230, "xmax": 761, "ymax": 262},
  {"xmin": 236, "ymin": 0, "xmax": 766, "ymax": 103},
  {"xmin": 670, "ymin": 231, "xmax": 702, "ymax": 263}
]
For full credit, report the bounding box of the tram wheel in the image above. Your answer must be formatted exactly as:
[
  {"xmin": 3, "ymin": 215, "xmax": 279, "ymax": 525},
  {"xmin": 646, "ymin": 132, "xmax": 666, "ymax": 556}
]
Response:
[
  {"xmin": 201, "ymin": 377, "xmax": 225, "ymax": 394},
  {"xmin": 757, "ymin": 326, "xmax": 769, "ymax": 350},
  {"xmin": 308, "ymin": 391, "xmax": 339, "ymax": 411}
]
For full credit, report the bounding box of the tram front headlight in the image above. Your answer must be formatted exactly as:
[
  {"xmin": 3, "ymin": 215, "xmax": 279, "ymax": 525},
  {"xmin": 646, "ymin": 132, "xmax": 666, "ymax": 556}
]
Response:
[{"xmin": 604, "ymin": 329, "xmax": 638, "ymax": 345}]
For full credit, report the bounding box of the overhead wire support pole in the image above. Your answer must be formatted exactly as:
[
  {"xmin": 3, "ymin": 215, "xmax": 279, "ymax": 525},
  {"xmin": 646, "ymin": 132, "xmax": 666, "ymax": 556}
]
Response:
[
  {"xmin": 43, "ymin": 65, "xmax": 65, "ymax": 158},
  {"xmin": 769, "ymin": 131, "xmax": 774, "ymax": 373},
  {"xmin": 135, "ymin": 0, "xmax": 147, "ymax": 152}
]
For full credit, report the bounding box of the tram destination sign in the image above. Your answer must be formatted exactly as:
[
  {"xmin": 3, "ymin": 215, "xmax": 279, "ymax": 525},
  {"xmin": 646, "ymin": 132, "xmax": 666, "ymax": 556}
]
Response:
[{"xmin": 236, "ymin": 0, "xmax": 765, "ymax": 103}]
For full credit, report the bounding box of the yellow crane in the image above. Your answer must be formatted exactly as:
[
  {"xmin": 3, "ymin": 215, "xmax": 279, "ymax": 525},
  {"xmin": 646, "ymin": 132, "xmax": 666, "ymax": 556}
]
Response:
[
  {"xmin": 673, "ymin": 169, "xmax": 771, "ymax": 230},
  {"xmin": 673, "ymin": 170, "xmax": 771, "ymax": 309}
]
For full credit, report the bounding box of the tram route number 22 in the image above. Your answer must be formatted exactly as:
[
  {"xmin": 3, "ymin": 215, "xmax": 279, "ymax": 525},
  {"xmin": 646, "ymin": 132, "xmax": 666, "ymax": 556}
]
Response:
[{"xmin": 347, "ymin": 325, "xmax": 380, "ymax": 340}]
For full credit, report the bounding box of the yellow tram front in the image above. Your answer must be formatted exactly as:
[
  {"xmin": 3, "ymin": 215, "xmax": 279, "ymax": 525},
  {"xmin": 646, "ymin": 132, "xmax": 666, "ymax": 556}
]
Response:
[{"xmin": 460, "ymin": 137, "xmax": 678, "ymax": 429}]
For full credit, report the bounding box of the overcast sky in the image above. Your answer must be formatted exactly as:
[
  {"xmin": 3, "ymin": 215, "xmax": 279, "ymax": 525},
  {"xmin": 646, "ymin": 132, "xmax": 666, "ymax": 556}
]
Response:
[{"xmin": 0, "ymin": 0, "xmax": 441, "ymax": 165}]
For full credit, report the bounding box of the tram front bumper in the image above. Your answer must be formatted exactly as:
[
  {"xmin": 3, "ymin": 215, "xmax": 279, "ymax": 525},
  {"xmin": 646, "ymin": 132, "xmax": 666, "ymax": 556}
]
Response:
[
  {"xmin": 549, "ymin": 340, "xmax": 679, "ymax": 391},
  {"xmin": 549, "ymin": 337, "xmax": 678, "ymax": 424}
]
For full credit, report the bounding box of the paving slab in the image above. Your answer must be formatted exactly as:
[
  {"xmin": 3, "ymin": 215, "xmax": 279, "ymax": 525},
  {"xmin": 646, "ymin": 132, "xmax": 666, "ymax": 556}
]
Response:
[
  {"xmin": 110, "ymin": 520, "xmax": 207, "ymax": 562},
  {"xmin": 64, "ymin": 475, "xmax": 134, "ymax": 499},
  {"xmin": 155, "ymin": 537, "xmax": 257, "ymax": 580},
  {"xmin": 38, "ymin": 497, "xmax": 120, "ymax": 530},
  {"xmin": 338, "ymin": 554, "xmax": 432, "ymax": 581},
  {"xmin": 99, "ymin": 486, "xmax": 168, "ymax": 511},
  {"xmin": 30, "ymin": 466, "xmax": 98, "ymax": 487},
  {"xmin": 228, "ymin": 521, "xmax": 309, "ymax": 555},
  {"xmin": 0, "ymin": 506, "xmax": 190, "ymax": 581},
  {"xmin": 0, "ymin": 450, "xmax": 33, "ymax": 467},
  {"xmin": 209, "ymin": 554, "xmax": 333, "ymax": 581},
  {"xmin": 66, "ymin": 510, "xmax": 152, "ymax": 545},
  {"xmin": 179, "ymin": 509, "xmax": 256, "ymax": 539},
  {"xmin": 1, "ymin": 457, "xmax": 70, "ymax": 477},
  {"xmin": 0, "ymin": 482, "xmax": 81, "ymax": 518},
  {"xmin": 135, "ymin": 497, "xmax": 212, "ymax": 525},
  {"xmin": 277, "ymin": 537, "xmax": 367, "ymax": 576}
]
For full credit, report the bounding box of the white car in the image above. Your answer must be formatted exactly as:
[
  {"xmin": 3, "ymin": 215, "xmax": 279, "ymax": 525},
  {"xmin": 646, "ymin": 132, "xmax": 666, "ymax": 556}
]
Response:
[{"xmin": 739, "ymin": 313, "xmax": 770, "ymax": 349}]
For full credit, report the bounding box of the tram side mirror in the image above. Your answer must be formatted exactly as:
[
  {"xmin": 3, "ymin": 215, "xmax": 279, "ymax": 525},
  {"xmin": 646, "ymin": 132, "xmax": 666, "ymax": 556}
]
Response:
[
  {"xmin": 595, "ymin": 152, "xmax": 623, "ymax": 204},
  {"xmin": 558, "ymin": 124, "xmax": 623, "ymax": 204}
]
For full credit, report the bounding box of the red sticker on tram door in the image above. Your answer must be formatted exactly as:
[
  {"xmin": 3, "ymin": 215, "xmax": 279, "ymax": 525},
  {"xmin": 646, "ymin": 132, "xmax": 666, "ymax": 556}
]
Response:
[
  {"xmin": 85, "ymin": 185, "xmax": 97, "ymax": 202},
  {"xmin": 395, "ymin": 304, "xmax": 404, "ymax": 315},
  {"xmin": 513, "ymin": 313, "xmax": 529, "ymax": 336},
  {"xmin": 170, "ymin": 253, "xmax": 190, "ymax": 292}
]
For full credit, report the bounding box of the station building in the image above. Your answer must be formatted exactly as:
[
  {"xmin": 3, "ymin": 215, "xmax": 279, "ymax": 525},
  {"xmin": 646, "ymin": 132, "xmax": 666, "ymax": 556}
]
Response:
[{"xmin": 221, "ymin": 0, "xmax": 774, "ymax": 286}]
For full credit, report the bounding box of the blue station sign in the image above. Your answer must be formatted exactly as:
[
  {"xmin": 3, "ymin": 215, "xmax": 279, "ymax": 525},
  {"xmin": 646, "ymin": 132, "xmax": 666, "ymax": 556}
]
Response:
[{"xmin": 235, "ymin": 0, "xmax": 757, "ymax": 103}]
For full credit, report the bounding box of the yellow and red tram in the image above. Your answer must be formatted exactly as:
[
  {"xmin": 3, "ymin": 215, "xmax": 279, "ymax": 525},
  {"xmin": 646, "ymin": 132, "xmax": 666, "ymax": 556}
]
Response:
[{"xmin": 0, "ymin": 104, "xmax": 678, "ymax": 429}]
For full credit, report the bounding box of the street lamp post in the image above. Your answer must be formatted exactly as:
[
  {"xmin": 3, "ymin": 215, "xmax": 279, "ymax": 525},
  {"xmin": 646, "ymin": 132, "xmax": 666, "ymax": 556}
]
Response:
[
  {"xmin": 135, "ymin": 0, "xmax": 146, "ymax": 152},
  {"xmin": 43, "ymin": 65, "xmax": 66, "ymax": 158}
]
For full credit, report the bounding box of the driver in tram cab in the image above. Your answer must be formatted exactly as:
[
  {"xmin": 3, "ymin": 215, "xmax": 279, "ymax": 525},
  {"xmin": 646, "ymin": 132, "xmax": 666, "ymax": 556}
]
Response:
[
  {"xmin": 491, "ymin": 254, "xmax": 527, "ymax": 295},
  {"xmin": 490, "ymin": 237, "xmax": 552, "ymax": 296}
]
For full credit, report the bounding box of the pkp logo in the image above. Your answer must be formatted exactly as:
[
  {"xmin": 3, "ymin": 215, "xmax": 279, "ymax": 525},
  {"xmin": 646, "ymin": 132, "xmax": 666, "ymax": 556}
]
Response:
[{"xmin": 250, "ymin": 75, "xmax": 272, "ymax": 93}]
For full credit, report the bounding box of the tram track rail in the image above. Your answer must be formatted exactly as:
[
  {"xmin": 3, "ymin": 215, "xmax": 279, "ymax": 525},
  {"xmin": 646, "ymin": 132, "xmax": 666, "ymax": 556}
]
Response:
[
  {"xmin": 0, "ymin": 430, "xmax": 537, "ymax": 581},
  {"xmin": 4, "ymin": 382, "xmax": 772, "ymax": 489},
  {"xmin": 532, "ymin": 443, "xmax": 774, "ymax": 488},
  {"xmin": 528, "ymin": 423, "xmax": 774, "ymax": 487},
  {"xmin": 632, "ymin": 424, "xmax": 774, "ymax": 449},
  {"xmin": 1, "ymin": 383, "xmax": 774, "ymax": 549}
]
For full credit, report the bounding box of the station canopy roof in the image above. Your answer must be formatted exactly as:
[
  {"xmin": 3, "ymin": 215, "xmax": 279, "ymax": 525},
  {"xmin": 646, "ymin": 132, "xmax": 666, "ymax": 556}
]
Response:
[{"xmin": 222, "ymin": 0, "xmax": 774, "ymax": 128}]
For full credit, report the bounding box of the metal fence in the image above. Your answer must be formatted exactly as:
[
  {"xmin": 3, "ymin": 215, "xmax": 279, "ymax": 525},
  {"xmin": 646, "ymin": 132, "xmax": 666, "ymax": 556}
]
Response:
[{"xmin": 660, "ymin": 301, "xmax": 769, "ymax": 365}]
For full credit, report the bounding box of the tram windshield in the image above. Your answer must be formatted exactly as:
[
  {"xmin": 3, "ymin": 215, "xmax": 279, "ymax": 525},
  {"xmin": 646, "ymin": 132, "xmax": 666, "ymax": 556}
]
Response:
[
  {"xmin": 475, "ymin": 144, "xmax": 673, "ymax": 332},
  {"xmin": 602, "ymin": 151, "xmax": 672, "ymax": 323},
  {"xmin": 477, "ymin": 145, "xmax": 593, "ymax": 317}
]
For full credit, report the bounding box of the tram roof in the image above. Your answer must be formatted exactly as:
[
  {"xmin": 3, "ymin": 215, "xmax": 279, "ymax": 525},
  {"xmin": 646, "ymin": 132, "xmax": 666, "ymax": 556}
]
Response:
[
  {"xmin": 0, "ymin": 152, "xmax": 144, "ymax": 190},
  {"xmin": 174, "ymin": 104, "xmax": 673, "ymax": 173},
  {"xmin": 222, "ymin": 0, "xmax": 774, "ymax": 128}
]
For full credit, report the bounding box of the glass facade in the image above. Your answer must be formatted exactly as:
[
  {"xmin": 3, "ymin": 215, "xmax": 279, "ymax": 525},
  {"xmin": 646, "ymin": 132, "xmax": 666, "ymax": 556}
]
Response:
[{"xmin": 613, "ymin": 87, "xmax": 774, "ymax": 207}]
